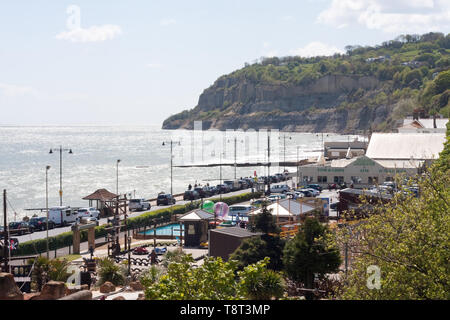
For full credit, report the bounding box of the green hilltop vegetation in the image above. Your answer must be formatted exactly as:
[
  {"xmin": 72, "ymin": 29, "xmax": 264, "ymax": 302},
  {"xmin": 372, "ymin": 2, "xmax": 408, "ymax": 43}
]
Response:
[{"xmin": 163, "ymin": 32, "xmax": 450, "ymax": 133}]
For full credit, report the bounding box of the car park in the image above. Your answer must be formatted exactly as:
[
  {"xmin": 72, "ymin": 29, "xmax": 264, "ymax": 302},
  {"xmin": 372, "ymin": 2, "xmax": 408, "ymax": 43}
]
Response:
[
  {"xmin": 157, "ymin": 193, "xmax": 176, "ymax": 206},
  {"xmin": 29, "ymin": 217, "xmax": 55, "ymax": 231}
]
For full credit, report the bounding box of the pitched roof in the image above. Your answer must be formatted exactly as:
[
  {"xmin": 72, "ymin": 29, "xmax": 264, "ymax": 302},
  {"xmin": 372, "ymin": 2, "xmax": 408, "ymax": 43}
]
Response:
[
  {"xmin": 249, "ymin": 199, "xmax": 316, "ymax": 217},
  {"xmin": 82, "ymin": 189, "xmax": 118, "ymax": 201},
  {"xmin": 210, "ymin": 226, "xmax": 263, "ymax": 238},
  {"xmin": 366, "ymin": 133, "xmax": 446, "ymax": 160},
  {"xmin": 179, "ymin": 209, "xmax": 214, "ymax": 221}
]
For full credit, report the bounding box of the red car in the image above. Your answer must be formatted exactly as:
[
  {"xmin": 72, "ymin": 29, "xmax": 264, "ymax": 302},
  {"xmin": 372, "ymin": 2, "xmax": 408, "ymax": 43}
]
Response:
[{"xmin": 133, "ymin": 246, "xmax": 149, "ymax": 255}]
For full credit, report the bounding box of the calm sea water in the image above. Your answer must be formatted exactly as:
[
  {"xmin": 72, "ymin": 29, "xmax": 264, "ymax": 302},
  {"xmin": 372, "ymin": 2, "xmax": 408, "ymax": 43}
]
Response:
[{"xmin": 0, "ymin": 125, "xmax": 359, "ymax": 221}]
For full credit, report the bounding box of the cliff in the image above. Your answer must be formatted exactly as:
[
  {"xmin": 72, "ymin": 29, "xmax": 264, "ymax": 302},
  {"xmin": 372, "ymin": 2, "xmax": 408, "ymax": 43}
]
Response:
[{"xmin": 163, "ymin": 33, "xmax": 450, "ymax": 133}]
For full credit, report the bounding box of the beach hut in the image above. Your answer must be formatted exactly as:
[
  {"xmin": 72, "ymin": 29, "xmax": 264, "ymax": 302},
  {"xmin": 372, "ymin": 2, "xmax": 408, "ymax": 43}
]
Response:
[
  {"xmin": 82, "ymin": 188, "xmax": 118, "ymax": 217},
  {"xmin": 178, "ymin": 209, "xmax": 214, "ymax": 247}
]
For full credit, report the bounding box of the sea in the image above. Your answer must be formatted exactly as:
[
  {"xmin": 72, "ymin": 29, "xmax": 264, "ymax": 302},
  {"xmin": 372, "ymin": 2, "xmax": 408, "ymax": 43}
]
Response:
[{"xmin": 0, "ymin": 125, "xmax": 361, "ymax": 221}]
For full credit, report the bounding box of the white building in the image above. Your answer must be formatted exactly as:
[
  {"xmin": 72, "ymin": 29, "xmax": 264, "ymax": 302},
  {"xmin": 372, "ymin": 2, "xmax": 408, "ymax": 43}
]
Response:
[{"xmin": 296, "ymin": 133, "xmax": 446, "ymax": 187}]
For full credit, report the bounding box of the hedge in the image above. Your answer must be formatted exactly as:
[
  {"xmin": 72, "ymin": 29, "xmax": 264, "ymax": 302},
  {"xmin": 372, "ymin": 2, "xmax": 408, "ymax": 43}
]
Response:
[{"xmin": 13, "ymin": 191, "xmax": 262, "ymax": 256}]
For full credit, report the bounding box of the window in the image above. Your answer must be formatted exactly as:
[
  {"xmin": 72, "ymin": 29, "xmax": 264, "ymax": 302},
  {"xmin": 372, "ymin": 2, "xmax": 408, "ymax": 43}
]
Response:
[
  {"xmin": 318, "ymin": 176, "xmax": 328, "ymax": 183},
  {"xmin": 334, "ymin": 176, "xmax": 344, "ymax": 183},
  {"xmin": 368, "ymin": 176, "xmax": 379, "ymax": 184},
  {"xmin": 351, "ymin": 176, "xmax": 362, "ymax": 184},
  {"xmin": 303, "ymin": 176, "xmax": 313, "ymax": 183}
]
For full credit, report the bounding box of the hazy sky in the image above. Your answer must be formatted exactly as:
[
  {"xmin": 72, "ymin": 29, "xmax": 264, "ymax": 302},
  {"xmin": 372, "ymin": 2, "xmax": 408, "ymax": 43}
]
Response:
[{"xmin": 1, "ymin": 0, "xmax": 449, "ymax": 126}]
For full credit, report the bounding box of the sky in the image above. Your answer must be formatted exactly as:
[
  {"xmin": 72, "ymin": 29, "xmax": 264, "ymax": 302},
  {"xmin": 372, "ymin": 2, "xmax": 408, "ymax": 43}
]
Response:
[{"xmin": 0, "ymin": 0, "xmax": 449, "ymax": 126}]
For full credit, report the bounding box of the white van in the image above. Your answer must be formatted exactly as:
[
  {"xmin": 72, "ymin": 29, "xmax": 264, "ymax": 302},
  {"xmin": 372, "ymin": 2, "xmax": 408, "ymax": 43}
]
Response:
[
  {"xmin": 270, "ymin": 184, "xmax": 290, "ymax": 193},
  {"xmin": 228, "ymin": 205, "xmax": 256, "ymax": 217},
  {"xmin": 49, "ymin": 206, "xmax": 79, "ymax": 226}
]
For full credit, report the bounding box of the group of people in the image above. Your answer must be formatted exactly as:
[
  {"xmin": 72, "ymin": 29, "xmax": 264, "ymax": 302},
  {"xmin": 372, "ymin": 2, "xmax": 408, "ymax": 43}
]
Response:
[{"xmin": 187, "ymin": 182, "xmax": 210, "ymax": 190}]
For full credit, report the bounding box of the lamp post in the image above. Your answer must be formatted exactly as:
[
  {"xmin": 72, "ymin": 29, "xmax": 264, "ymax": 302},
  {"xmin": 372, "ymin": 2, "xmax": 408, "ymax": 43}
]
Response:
[
  {"xmin": 296, "ymin": 146, "xmax": 300, "ymax": 188},
  {"xmin": 162, "ymin": 140, "xmax": 180, "ymax": 195},
  {"xmin": 49, "ymin": 146, "xmax": 73, "ymax": 206},
  {"xmin": 116, "ymin": 159, "xmax": 121, "ymax": 196},
  {"xmin": 279, "ymin": 134, "xmax": 292, "ymax": 173},
  {"xmin": 45, "ymin": 165, "xmax": 51, "ymax": 259},
  {"xmin": 227, "ymin": 137, "xmax": 243, "ymax": 180}
]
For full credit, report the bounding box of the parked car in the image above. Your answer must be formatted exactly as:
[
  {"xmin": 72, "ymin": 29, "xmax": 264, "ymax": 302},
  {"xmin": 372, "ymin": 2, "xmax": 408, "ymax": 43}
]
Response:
[
  {"xmin": 133, "ymin": 246, "xmax": 149, "ymax": 255},
  {"xmin": 155, "ymin": 247, "xmax": 167, "ymax": 255},
  {"xmin": 224, "ymin": 180, "xmax": 240, "ymax": 191},
  {"xmin": 306, "ymin": 184, "xmax": 323, "ymax": 192},
  {"xmin": 238, "ymin": 180, "xmax": 249, "ymax": 189},
  {"xmin": 194, "ymin": 187, "xmax": 209, "ymax": 198},
  {"xmin": 29, "ymin": 217, "xmax": 55, "ymax": 231},
  {"xmin": 129, "ymin": 199, "xmax": 151, "ymax": 212},
  {"xmin": 8, "ymin": 222, "xmax": 33, "ymax": 235},
  {"xmin": 216, "ymin": 184, "xmax": 230, "ymax": 194},
  {"xmin": 250, "ymin": 198, "xmax": 267, "ymax": 207},
  {"xmin": 267, "ymin": 195, "xmax": 282, "ymax": 202},
  {"xmin": 275, "ymin": 173, "xmax": 286, "ymax": 181},
  {"xmin": 287, "ymin": 191, "xmax": 304, "ymax": 199},
  {"xmin": 205, "ymin": 186, "xmax": 218, "ymax": 195},
  {"xmin": 297, "ymin": 189, "xmax": 314, "ymax": 197},
  {"xmin": 78, "ymin": 216, "xmax": 99, "ymax": 226},
  {"xmin": 157, "ymin": 193, "xmax": 176, "ymax": 206},
  {"xmin": 77, "ymin": 207, "xmax": 100, "ymax": 219},
  {"xmin": 183, "ymin": 190, "xmax": 200, "ymax": 200},
  {"xmin": 270, "ymin": 184, "xmax": 290, "ymax": 193}
]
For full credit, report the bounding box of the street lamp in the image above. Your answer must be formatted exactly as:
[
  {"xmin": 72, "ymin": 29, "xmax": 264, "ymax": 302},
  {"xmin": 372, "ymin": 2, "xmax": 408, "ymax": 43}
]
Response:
[
  {"xmin": 116, "ymin": 159, "xmax": 121, "ymax": 196},
  {"xmin": 227, "ymin": 137, "xmax": 244, "ymax": 180},
  {"xmin": 45, "ymin": 165, "xmax": 51, "ymax": 259},
  {"xmin": 279, "ymin": 134, "xmax": 292, "ymax": 173},
  {"xmin": 162, "ymin": 140, "xmax": 181, "ymax": 195},
  {"xmin": 49, "ymin": 146, "xmax": 73, "ymax": 206}
]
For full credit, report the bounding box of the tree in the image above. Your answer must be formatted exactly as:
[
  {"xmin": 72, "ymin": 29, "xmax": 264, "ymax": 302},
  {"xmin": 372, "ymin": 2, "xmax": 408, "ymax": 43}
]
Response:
[
  {"xmin": 282, "ymin": 217, "xmax": 341, "ymax": 299},
  {"xmin": 97, "ymin": 257, "xmax": 126, "ymax": 286},
  {"xmin": 144, "ymin": 255, "xmax": 285, "ymax": 300},
  {"xmin": 230, "ymin": 235, "xmax": 286, "ymax": 271},
  {"xmin": 247, "ymin": 201, "xmax": 279, "ymax": 234},
  {"xmin": 338, "ymin": 124, "xmax": 450, "ymax": 299}
]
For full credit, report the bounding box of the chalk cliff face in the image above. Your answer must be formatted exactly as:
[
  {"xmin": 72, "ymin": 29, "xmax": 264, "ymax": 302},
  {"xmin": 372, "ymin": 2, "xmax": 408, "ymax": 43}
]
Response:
[{"xmin": 163, "ymin": 74, "xmax": 386, "ymax": 133}]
